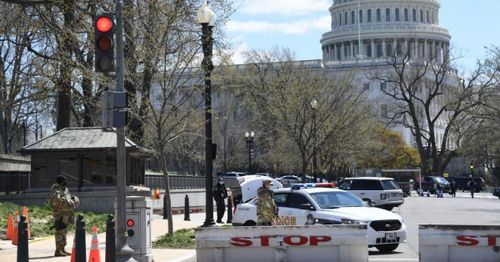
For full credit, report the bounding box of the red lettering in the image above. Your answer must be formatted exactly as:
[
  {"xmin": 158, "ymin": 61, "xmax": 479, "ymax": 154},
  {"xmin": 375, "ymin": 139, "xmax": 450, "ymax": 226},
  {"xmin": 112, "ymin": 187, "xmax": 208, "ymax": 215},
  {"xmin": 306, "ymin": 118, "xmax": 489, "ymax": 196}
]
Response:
[
  {"xmin": 310, "ymin": 236, "xmax": 332, "ymax": 246},
  {"xmin": 284, "ymin": 236, "xmax": 308, "ymax": 246},
  {"xmin": 260, "ymin": 235, "xmax": 276, "ymax": 246},
  {"xmin": 457, "ymin": 235, "xmax": 479, "ymax": 246},
  {"xmin": 487, "ymin": 235, "xmax": 498, "ymax": 246},
  {"xmin": 231, "ymin": 237, "xmax": 252, "ymax": 247}
]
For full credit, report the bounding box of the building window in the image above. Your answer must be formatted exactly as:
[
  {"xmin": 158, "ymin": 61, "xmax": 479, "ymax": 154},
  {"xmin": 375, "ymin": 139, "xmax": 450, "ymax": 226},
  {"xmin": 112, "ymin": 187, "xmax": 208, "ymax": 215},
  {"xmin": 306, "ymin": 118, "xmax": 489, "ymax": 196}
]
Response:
[
  {"xmin": 351, "ymin": 11, "xmax": 355, "ymax": 24},
  {"xmin": 363, "ymin": 83, "xmax": 370, "ymax": 91},
  {"xmin": 404, "ymin": 8, "xmax": 409, "ymax": 21},
  {"xmin": 367, "ymin": 43, "xmax": 372, "ymax": 57},
  {"xmin": 431, "ymin": 11, "xmax": 435, "ymax": 24},
  {"xmin": 377, "ymin": 44, "xmax": 383, "ymax": 57},
  {"xmin": 368, "ymin": 9, "xmax": 372, "ymax": 22},
  {"xmin": 427, "ymin": 10, "xmax": 430, "ymax": 23},
  {"xmin": 345, "ymin": 12, "xmax": 348, "ymax": 25},
  {"xmin": 386, "ymin": 44, "xmax": 392, "ymax": 56},
  {"xmin": 344, "ymin": 45, "xmax": 348, "ymax": 57},
  {"xmin": 420, "ymin": 9, "xmax": 424, "ymax": 22},
  {"xmin": 359, "ymin": 10, "xmax": 363, "ymax": 23},
  {"xmin": 395, "ymin": 8, "xmax": 400, "ymax": 21},
  {"xmin": 413, "ymin": 9, "xmax": 417, "ymax": 22},
  {"xmin": 396, "ymin": 43, "xmax": 402, "ymax": 56},
  {"xmin": 339, "ymin": 13, "xmax": 342, "ymax": 26},
  {"xmin": 380, "ymin": 82, "xmax": 387, "ymax": 91},
  {"xmin": 381, "ymin": 104, "xmax": 388, "ymax": 118},
  {"xmin": 377, "ymin": 9, "xmax": 381, "ymax": 22},
  {"xmin": 386, "ymin": 8, "xmax": 391, "ymax": 21}
]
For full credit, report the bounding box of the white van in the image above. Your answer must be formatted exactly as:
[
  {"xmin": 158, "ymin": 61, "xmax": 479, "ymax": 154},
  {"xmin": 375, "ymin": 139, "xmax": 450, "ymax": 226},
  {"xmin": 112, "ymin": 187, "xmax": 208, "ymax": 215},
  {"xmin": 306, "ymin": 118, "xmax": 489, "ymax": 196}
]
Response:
[{"xmin": 338, "ymin": 177, "xmax": 404, "ymax": 210}]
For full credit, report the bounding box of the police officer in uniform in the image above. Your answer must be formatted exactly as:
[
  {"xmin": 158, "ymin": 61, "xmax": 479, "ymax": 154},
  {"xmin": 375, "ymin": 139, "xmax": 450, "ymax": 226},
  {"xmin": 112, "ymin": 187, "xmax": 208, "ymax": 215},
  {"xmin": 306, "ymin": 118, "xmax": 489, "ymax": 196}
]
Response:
[
  {"xmin": 257, "ymin": 179, "xmax": 277, "ymax": 226},
  {"xmin": 213, "ymin": 177, "xmax": 228, "ymax": 223},
  {"xmin": 51, "ymin": 175, "xmax": 79, "ymax": 256}
]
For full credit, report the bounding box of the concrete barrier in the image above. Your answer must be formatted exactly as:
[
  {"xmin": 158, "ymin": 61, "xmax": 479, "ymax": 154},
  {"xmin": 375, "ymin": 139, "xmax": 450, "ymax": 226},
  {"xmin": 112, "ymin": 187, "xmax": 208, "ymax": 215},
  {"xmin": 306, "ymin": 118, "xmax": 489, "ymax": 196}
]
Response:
[
  {"xmin": 195, "ymin": 225, "xmax": 368, "ymax": 262},
  {"xmin": 419, "ymin": 224, "xmax": 500, "ymax": 262}
]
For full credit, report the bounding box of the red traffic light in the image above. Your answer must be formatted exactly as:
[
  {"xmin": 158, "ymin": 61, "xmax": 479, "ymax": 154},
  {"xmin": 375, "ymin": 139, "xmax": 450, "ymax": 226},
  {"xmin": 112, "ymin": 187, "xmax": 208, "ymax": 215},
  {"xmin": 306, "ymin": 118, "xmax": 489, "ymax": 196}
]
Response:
[
  {"xmin": 127, "ymin": 219, "xmax": 135, "ymax": 227},
  {"xmin": 96, "ymin": 16, "xmax": 113, "ymax": 33}
]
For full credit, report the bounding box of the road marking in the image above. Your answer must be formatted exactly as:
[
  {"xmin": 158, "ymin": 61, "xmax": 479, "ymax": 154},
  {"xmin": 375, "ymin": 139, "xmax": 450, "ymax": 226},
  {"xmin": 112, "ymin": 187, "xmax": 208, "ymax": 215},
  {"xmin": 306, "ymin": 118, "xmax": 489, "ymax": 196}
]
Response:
[
  {"xmin": 370, "ymin": 259, "xmax": 419, "ymax": 261},
  {"xmin": 169, "ymin": 254, "xmax": 196, "ymax": 262}
]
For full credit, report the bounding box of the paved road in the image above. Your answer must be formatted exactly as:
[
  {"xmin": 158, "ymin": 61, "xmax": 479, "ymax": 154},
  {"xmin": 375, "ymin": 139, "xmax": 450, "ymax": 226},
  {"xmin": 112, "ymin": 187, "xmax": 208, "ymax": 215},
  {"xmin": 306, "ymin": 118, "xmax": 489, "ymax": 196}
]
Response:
[{"xmin": 368, "ymin": 192, "xmax": 500, "ymax": 262}]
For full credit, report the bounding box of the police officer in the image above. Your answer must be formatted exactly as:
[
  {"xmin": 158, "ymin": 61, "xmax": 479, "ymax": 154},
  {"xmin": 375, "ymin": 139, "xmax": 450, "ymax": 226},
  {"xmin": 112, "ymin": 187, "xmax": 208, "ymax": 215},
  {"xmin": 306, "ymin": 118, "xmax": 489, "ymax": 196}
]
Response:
[
  {"xmin": 256, "ymin": 179, "xmax": 277, "ymax": 226},
  {"xmin": 50, "ymin": 175, "xmax": 79, "ymax": 257},
  {"xmin": 213, "ymin": 177, "xmax": 228, "ymax": 223}
]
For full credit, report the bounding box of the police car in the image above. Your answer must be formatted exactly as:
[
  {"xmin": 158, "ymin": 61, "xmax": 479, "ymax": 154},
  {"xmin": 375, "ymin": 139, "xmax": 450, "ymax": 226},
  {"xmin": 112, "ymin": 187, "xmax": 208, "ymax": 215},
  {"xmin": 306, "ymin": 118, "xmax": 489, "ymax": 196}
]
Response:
[{"xmin": 232, "ymin": 184, "xmax": 407, "ymax": 253}]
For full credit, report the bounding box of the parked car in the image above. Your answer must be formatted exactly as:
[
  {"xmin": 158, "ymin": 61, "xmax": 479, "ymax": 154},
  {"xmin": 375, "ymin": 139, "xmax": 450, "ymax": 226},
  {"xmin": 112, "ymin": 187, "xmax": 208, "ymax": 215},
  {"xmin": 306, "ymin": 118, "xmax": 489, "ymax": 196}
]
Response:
[
  {"xmin": 338, "ymin": 177, "xmax": 404, "ymax": 211},
  {"xmin": 232, "ymin": 185, "xmax": 407, "ymax": 253},
  {"xmin": 448, "ymin": 176, "xmax": 484, "ymax": 192},
  {"xmin": 492, "ymin": 187, "xmax": 500, "ymax": 199},
  {"xmin": 222, "ymin": 171, "xmax": 246, "ymax": 179},
  {"xmin": 276, "ymin": 175, "xmax": 301, "ymax": 186},
  {"xmin": 413, "ymin": 176, "xmax": 450, "ymax": 194}
]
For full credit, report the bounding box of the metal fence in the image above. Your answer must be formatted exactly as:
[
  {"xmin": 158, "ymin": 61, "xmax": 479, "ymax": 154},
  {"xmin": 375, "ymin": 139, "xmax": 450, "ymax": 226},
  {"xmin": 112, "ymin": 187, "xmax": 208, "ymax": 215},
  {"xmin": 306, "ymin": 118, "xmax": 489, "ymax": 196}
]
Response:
[
  {"xmin": 0, "ymin": 173, "xmax": 30, "ymax": 194},
  {"xmin": 144, "ymin": 175, "xmax": 240, "ymax": 190}
]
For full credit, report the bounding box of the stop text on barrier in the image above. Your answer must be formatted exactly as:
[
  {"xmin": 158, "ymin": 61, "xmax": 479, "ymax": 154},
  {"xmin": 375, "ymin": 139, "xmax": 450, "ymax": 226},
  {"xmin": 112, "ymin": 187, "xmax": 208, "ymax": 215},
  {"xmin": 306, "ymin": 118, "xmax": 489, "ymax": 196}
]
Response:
[
  {"xmin": 457, "ymin": 235, "xmax": 500, "ymax": 246},
  {"xmin": 231, "ymin": 235, "xmax": 332, "ymax": 247}
]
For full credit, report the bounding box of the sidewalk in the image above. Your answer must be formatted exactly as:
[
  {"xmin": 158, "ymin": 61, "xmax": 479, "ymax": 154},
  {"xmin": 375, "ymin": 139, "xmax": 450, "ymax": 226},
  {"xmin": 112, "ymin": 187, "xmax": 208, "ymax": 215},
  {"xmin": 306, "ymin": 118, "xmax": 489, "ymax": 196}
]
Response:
[{"xmin": 0, "ymin": 212, "xmax": 221, "ymax": 261}]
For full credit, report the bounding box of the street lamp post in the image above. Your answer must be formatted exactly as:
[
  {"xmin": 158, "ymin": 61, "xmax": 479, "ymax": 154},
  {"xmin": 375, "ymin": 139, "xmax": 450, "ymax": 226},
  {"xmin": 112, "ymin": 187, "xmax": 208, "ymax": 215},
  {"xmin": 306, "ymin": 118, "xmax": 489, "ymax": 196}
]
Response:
[
  {"xmin": 198, "ymin": 1, "xmax": 216, "ymax": 227},
  {"xmin": 311, "ymin": 99, "xmax": 319, "ymax": 183},
  {"xmin": 245, "ymin": 131, "xmax": 255, "ymax": 173}
]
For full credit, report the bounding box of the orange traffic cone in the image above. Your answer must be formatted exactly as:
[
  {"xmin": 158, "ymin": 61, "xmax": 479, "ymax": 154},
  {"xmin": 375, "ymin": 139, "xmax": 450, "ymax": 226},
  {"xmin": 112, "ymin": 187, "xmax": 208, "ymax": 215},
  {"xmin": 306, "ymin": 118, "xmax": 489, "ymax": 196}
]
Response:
[
  {"xmin": 88, "ymin": 226, "xmax": 101, "ymax": 262},
  {"xmin": 70, "ymin": 238, "xmax": 76, "ymax": 262},
  {"xmin": 4, "ymin": 213, "xmax": 13, "ymax": 240},
  {"xmin": 22, "ymin": 206, "xmax": 31, "ymax": 239},
  {"xmin": 11, "ymin": 210, "xmax": 19, "ymax": 245}
]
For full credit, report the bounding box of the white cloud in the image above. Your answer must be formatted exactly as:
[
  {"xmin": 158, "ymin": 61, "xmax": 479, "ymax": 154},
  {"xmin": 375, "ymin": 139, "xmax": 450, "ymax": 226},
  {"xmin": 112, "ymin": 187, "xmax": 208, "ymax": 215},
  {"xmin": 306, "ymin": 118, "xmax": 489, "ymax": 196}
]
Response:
[
  {"xmin": 240, "ymin": 0, "xmax": 332, "ymax": 16},
  {"xmin": 226, "ymin": 16, "xmax": 331, "ymax": 35},
  {"xmin": 229, "ymin": 42, "xmax": 249, "ymax": 64}
]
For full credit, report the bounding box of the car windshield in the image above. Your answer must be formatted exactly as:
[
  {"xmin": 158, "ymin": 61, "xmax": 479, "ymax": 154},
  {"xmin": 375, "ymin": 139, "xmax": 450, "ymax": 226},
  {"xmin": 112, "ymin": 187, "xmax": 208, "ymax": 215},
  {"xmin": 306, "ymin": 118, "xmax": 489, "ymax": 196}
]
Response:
[
  {"xmin": 381, "ymin": 180, "xmax": 400, "ymax": 190},
  {"xmin": 310, "ymin": 191, "xmax": 364, "ymax": 209},
  {"xmin": 433, "ymin": 177, "xmax": 448, "ymax": 183}
]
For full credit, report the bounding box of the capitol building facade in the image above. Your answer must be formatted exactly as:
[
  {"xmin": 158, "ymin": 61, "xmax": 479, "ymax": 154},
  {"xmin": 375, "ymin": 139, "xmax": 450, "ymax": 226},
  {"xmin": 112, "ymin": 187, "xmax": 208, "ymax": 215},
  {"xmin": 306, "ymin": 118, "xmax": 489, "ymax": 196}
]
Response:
[{"xmin": 316, "ymin": 0, "xmax": 452, "ymax": 148}]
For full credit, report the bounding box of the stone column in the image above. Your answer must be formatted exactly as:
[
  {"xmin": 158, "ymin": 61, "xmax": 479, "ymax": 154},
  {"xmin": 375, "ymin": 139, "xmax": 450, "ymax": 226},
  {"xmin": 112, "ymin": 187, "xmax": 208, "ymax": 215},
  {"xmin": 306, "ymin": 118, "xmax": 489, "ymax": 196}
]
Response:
[
  {"xmin": 393, "ymin": 39, "xmax": 397, "ymax": 56},
  {"xmin": 333, "ymin": 44, "xmax": 337, "ymax": 61},
  {"xmin": 382, "ymin": 39, "xmax": 386, "ymax": 57},
  {"xmin": 340, "ymin": 42, "xmax": 344, "ymax": 60},
  {"xmin": 431, "ymin": 41, "xmax": 435, "ymax": 60},
  {"xmin": 370, "ymin": 40, "xmax": 375, "ymax": 58},
  {"xmin": 404, "ymin": 39, "xmax": 409, "ymax": 56}
]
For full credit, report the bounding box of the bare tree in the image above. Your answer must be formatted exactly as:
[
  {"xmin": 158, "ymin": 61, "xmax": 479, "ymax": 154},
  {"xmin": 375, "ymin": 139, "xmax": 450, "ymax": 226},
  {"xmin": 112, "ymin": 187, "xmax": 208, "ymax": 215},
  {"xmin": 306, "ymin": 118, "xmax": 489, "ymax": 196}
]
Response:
[
  {"xmin": 370, "ymin": 46, "xmax": 500, "ymax": 176},
  {"xmin": 244, "ymin": 49, "xmax": 370, "ymax": 179}
]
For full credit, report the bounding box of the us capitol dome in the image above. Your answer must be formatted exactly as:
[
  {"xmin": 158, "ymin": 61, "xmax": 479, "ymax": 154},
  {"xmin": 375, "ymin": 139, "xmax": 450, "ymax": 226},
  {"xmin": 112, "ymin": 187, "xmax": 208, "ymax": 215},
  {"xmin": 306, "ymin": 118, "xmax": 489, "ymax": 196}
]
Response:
[{"xmin": 321, "ymin": 0, "xmax": 451, "ymax": 65}]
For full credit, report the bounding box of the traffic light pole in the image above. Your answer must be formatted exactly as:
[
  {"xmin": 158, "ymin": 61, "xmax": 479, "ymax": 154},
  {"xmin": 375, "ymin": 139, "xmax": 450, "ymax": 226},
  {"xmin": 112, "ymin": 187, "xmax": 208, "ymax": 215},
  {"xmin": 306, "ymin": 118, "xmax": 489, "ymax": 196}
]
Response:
[{"xmin": 115, "ymin": 0, "xmax": 136, "ymax": 261}]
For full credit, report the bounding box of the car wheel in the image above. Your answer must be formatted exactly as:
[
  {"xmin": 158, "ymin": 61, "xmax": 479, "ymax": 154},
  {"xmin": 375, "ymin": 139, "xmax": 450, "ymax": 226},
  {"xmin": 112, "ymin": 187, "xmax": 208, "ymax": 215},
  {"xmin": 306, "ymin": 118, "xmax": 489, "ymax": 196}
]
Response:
[
  {"xmin": 375, "ymin": 244, "xmax": 399, "ymax": 253},
  {"xmin": 243, "ymin": 220, "xmax": 256, "ymax": 226}
]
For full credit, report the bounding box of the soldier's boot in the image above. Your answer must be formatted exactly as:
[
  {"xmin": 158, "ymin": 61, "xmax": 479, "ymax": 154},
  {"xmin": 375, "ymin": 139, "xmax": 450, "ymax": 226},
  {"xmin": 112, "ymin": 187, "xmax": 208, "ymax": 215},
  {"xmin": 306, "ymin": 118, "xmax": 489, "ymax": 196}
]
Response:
[
  {"xmin": 54, "ymin": 248, "xmax": 67, "ymax": 257},
  {"xmin": 61, "ymin": 248, "xmax": 72, "ymax": 256}
]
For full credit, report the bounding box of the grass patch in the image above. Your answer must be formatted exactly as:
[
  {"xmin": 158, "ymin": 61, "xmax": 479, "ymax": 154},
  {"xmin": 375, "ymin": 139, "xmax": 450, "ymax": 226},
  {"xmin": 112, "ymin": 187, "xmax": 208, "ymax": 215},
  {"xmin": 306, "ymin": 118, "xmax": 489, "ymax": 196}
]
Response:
[
  {"xmin": 153, "ymin": 228, "xmax": 195, "ymax": 249},
  {"xmin": 0, "ymin": 202, "xmax": 108, "ymax": 238}
]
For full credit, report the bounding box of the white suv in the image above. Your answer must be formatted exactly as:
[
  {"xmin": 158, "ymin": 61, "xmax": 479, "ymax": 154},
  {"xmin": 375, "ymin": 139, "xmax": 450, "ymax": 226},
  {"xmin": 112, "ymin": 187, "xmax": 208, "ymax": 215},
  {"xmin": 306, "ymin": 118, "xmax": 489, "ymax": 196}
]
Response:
[{"xmin": 338, "ymin": 177, "xmax": 404, "ymax": 211}]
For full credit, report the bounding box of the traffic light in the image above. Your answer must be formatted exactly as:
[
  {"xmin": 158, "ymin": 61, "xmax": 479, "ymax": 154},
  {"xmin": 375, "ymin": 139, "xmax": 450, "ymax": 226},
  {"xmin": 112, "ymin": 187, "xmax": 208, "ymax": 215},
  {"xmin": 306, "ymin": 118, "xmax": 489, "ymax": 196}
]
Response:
[{"xmin": 95, "ymin": 14, "xmax": 115, "ymax": 73}]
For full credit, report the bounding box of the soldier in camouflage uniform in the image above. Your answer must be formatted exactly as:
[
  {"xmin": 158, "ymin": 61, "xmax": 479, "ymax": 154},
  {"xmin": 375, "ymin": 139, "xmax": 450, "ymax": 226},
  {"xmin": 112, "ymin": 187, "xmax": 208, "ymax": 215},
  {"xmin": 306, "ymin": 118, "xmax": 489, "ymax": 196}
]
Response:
[
  {"xmin": 50, "ymin": 175, "xmax": 78, "ymax": 257},
  {"xmin": 256, "ymin": 179, "xmax": 277, "ymax": 226}
]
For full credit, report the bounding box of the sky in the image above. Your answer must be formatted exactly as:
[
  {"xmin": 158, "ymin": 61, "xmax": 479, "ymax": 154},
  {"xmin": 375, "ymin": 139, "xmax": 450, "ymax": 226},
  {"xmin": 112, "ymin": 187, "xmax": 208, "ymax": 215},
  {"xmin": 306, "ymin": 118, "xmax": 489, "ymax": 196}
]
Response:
[{"xmin": 225, "ymin": 0, "xmax": 500, "ymax": 73}]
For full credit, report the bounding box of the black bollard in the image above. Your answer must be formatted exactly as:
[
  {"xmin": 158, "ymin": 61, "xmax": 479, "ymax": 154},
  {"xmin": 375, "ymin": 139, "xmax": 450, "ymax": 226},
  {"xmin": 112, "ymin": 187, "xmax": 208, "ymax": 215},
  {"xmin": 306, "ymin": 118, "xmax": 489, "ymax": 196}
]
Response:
[
  {"xmin": 75, "ymin": 214, "xmax": 86, "ymax": 262},
  {"xmin": 105, "ymin": 214, "xmax": 116, "ymax": 262},
  {"xmin": 17, "ymin": 215, "xmax": 28, "ymax": 262},
  {"xmin": 226, "ymin": 196, "xmax": 233, "ymax": 224},
  {"xmin": 184, "ymin": 194, "xmax": 191, "ymax": 221}
]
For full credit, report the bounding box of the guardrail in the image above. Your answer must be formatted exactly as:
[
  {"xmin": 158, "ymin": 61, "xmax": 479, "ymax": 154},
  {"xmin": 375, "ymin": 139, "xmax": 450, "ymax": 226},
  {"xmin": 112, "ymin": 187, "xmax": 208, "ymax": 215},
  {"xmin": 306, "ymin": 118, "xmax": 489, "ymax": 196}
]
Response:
[
  {"xmin": 195, "ymin": 225, "xmax": 368, "ymax": 262},
  {"xmin": 144, "ymin": 175, "xmax": 239, "ymax": 190},
  {"xmin": 419, "ymin": 224, "xmax": 500, "ymax": 262}
]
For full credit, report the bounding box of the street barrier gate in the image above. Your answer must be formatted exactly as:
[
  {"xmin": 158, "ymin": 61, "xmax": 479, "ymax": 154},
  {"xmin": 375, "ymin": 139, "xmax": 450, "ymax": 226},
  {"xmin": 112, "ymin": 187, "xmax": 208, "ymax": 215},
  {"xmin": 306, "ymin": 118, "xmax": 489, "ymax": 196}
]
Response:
[
  {"xmin": 419, "ymin": 224, "xmax": 500, "ymax": 262},
  {"xmin": 195, "ymin": 225, "xmax": 368, "ymax": 262}
]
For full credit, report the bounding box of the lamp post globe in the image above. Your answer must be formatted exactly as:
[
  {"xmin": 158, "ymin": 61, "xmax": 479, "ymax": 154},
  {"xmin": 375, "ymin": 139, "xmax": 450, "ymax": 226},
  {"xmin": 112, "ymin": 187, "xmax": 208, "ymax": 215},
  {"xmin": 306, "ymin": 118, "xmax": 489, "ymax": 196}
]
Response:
[{"xmin": 199, "ymin": 0, "xmax": 216, "ymax": 227}]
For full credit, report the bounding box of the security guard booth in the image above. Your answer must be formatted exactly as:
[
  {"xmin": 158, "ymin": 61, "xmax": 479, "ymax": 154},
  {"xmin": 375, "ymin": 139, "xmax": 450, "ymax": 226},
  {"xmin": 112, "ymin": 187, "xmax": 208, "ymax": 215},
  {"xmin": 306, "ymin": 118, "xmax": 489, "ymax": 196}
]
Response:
[{"xmin": 124, "ymin": 196, "xmax": 153, "ymax": 262}]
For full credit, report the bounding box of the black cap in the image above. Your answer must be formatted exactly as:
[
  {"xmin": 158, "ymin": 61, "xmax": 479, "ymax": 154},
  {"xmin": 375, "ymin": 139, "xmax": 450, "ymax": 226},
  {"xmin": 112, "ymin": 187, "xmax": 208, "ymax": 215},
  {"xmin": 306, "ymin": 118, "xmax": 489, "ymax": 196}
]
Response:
[{"xmin": 56, "ymin": 175, "xmax": 67, "ymax": 185}]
